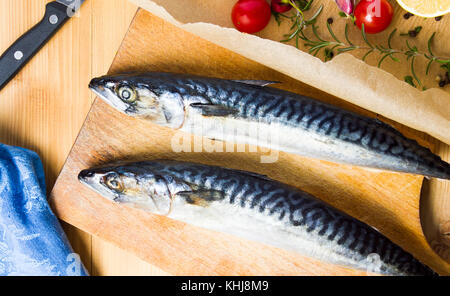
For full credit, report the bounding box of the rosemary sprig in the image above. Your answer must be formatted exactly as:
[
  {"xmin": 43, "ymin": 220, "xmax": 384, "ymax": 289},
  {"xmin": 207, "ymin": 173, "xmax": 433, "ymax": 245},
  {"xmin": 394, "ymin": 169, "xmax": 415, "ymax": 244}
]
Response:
[
  {"xmin": 298, "ymin": 21, "xmax": 450, "ymax": 89},
  {"xmin": 277, "ymin": 0, "xmax": 324, "ymax": 48},
  {"xmin": 275, "ymin": 2, "xmax": 450, "ymax": 89}
]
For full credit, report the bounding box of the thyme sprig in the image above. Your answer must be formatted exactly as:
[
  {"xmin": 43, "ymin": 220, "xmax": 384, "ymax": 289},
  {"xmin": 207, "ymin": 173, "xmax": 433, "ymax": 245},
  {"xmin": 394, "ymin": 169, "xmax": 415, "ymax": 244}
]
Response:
[{"xmin": 298, "ymin": 22, "xmax": 450, "ymax": 89}]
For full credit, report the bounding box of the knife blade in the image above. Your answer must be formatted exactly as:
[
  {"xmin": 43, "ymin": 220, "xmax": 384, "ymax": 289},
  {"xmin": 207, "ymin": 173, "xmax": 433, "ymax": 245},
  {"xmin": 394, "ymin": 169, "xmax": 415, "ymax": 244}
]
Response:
[{"xmin": 0, "ymin": 0, "xmax": 86, "ymax": 91}]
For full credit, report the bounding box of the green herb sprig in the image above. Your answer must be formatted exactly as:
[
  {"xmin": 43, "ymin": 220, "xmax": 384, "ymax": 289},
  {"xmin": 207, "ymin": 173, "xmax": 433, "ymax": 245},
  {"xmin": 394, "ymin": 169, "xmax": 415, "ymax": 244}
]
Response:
[
  {"xmin": 274, "ymin": 0, "xmax": 324, "ymax": 48},
  {"xmin": 298, "ymin": 22, "xmax": 450, "ymax": 89},
  {"xmin": 275, "ymin": 1, "xmax": 450, "ymax": 89}
]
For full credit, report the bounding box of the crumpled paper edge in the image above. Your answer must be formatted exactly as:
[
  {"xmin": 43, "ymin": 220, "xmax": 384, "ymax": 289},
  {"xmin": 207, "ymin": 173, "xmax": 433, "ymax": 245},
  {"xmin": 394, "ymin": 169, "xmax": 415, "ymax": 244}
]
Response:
[{"xmin": 129, "ymin": 0, "xmax": 450, "ymax": 145}]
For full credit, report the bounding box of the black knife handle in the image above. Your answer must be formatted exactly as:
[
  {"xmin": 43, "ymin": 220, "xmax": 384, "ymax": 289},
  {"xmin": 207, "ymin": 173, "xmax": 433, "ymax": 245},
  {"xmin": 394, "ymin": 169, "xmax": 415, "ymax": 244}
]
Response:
[{"xmin": 0, "ymin": 1, "xmax": 71, "ymax": 91}]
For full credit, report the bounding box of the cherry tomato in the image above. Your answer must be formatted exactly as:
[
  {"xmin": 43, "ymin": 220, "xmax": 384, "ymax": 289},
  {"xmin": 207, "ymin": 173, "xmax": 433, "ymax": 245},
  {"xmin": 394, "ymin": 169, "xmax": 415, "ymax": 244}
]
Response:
[
  {"xmin": 232, "ymin": 0, "xmax": 272, "ymax": 34},
  {"xmin": 354, "ymin": 0, "xmax": 394, "ymax": 34},
  {"xmin": 271, "ymin": 0, "xmax": 292, "ymax": 13}
]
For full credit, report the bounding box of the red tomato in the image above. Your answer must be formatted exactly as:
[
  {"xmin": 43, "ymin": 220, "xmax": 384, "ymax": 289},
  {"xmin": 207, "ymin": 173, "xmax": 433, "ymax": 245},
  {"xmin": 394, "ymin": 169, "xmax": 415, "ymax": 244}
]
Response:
[
  {"xmin": 271, "ymin": 0, "xmax": 292, "ymax": 13},
  {"xmin": 354, "ymin": 0, "xmax": 394, "ymax": 34},
  {"xmin": 232, "ymin": 0, "xmax": 272, "ymax": 34}
]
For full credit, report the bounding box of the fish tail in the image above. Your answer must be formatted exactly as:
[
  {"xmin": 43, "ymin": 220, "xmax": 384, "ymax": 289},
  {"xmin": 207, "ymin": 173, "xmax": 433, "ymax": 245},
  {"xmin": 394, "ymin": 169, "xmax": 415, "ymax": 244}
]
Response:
[
  {"xmin": 404, "ymin": 136, "xmax": 450, "ymax": 180},
  {"xmin": 440, "ymin": 162, "xmax": 450, "ymax": 180},
  {"xmin": 424, "ymin": 153, "xmax": 450, "ymax": 180},
  {"xmin": 413, "ymin": 262, "xmax": 439, "ymax": 276}
]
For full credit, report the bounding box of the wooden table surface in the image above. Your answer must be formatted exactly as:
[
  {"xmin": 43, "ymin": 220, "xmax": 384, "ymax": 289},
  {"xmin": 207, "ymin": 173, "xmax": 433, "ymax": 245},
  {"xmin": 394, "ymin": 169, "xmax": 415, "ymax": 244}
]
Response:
[
  {"xmin": 0, "ymin": 0, "xmax": 448, "ymax": 275},
  {"xmin": 0, "ymin": 0, "xmax": 167, "ymax": 275}
]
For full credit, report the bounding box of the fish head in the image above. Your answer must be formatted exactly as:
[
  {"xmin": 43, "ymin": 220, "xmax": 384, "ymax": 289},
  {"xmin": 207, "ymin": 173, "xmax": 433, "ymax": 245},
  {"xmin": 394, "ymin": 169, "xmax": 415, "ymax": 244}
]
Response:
[
  {"xmin": 89, "ymin": 74, "xmax": 185, "ymax": 129},
  {"xmin": 78, "ymin": 163, "xmax": 172, "ymax": 215}
]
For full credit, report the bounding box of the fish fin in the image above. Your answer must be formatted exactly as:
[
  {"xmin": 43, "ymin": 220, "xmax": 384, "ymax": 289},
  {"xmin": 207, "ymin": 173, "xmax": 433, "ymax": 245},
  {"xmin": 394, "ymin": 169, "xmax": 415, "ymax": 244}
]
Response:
[
  {"xmin": 190, "ymin": 103, "xmax": 239, "ymax": 117},
  {"xmin": 226, "ymin": 169, "xmax": 272, "ymax": 182},
  {"xmin": 176, "ymin": 189, "xmax": 226, "ymax": 207},
  {"xmin": 363, "ymin": 167, "xmax": 388, "ymax": 174},
  {"xmin": 373, "ymin": 118, "xmax": 404, "ymax": 137},
  {"xmin": 233, "ymin": 80, "xmax": 280, "ymax": 87}
]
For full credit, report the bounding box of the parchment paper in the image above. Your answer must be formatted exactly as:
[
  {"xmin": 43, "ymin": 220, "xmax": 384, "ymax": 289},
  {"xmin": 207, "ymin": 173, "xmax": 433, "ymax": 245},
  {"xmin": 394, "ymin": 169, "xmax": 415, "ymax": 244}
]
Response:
[{"xmin": 129, "ymin": 0, "xmax": 450, "ymax": 145}]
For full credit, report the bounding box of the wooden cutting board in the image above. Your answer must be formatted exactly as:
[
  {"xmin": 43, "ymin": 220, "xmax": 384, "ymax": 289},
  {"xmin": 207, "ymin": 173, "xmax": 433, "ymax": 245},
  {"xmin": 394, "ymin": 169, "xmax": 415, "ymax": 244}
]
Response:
[{"xmin": 49, "ymin": 9, "xmax": 450, "ymax": 275}]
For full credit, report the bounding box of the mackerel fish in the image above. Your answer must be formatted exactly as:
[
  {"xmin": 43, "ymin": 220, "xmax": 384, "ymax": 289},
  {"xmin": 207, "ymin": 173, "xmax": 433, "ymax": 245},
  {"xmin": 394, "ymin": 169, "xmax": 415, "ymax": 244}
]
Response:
[
  {"xmin": 79, "ymin": 160, "xmax": 436, "ymax": 276},
  {"xmin": 89, "ymin": 72, "xmax": 450, "ymax": 180}
]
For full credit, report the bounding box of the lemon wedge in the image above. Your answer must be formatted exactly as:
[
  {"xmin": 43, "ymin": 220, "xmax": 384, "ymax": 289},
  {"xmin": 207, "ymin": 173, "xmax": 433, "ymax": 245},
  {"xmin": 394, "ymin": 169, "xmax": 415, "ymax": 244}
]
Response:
[{"xmin": 396, "ymin": 0, "xmax": 450, "ymax": 17}]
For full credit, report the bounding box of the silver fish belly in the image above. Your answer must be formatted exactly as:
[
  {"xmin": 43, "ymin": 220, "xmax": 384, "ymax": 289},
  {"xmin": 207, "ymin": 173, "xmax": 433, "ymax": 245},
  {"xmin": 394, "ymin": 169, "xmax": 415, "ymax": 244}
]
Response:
[
  {"xmin": 78, "ymin": 160, "xmax": 436, "ymax": 276},
  {"xmin": 89, "ymin": 73, "xmax": 450, "ymax": 180}
]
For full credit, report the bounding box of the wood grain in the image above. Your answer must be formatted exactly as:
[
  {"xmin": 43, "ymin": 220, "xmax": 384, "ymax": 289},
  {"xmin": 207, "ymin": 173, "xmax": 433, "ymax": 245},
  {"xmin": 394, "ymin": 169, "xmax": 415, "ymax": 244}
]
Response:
[
  {"xmin": 50, "ymin": 9, "xmax": 450, "ymax": 275},
  {"xmin": 1, "ymin": 0, "xmax": 448, "ymax": 275},
  {"xmin": 0, "ymin": 0, "xmax": 165, "ymax": 275}
]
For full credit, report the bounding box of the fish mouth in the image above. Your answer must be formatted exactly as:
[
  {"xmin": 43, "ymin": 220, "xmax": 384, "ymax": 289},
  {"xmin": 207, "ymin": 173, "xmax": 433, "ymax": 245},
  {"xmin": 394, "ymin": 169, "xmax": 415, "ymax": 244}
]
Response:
[
  {"xmin": 78, "ymin": 169, "xmax": 118, "ymax": 202},
  {"xmin": 89, "ymin": 78, "xmax": 129, "ymax": 113},
  {"xmin": 78, "ymin": 169, "xmax": 100, "ymax": 189},
  {"xmin": 78, "ymin": 169, "xmax": 96, "ymax": 182},
  {"xmin": 88, "ymin": 77, "xmax": 103, "ymax": 89}
]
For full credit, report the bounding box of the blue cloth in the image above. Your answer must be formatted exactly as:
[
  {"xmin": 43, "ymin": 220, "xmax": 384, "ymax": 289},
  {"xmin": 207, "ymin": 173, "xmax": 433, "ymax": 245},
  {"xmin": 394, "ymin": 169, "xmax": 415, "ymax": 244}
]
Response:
[{"xmin": 0, "ymin": 144, "xmax": 88, "ymax": 276}]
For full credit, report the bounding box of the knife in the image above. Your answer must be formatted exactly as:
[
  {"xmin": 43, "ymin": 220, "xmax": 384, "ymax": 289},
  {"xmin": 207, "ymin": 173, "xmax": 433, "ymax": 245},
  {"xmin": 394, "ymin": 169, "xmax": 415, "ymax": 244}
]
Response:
[{"xmin": 0, "ymin": 0, "xmax": 86, "ymax": 91}]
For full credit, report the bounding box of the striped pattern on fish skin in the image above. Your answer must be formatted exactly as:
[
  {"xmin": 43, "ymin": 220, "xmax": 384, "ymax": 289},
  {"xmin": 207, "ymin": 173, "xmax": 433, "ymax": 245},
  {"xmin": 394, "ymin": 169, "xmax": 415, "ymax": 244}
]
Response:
[
  {"xmin": 78, "ymin": 161, "xmax": 436, "ymax": 276},
  {"xmin": 89, "ymin": 73, "xmax": 450, "ymax": 180}
]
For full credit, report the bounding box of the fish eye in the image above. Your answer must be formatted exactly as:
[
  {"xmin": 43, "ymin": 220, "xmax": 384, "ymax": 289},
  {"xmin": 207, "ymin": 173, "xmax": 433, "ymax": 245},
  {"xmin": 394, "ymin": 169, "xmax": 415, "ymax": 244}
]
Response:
[
  {"xmin": 117, "ymin": 85, "xmax": 136, "ymax": 103},
  {"xmin": 104, "ymin": 174, "xmax": 124, "ymax": 192}
]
